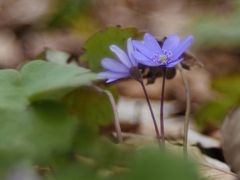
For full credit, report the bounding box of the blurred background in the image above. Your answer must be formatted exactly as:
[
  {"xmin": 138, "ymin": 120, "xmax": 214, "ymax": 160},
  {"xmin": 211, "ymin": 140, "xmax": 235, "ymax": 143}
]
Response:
[{"xmin": 1, "ymin": 0, "xmax": 240, "ymax": 145}]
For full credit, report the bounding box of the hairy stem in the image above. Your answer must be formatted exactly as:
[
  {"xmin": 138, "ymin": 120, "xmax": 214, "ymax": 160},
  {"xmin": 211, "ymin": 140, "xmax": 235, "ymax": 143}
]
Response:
[
  {"xmin": 93, "ymin": 86, "xmax": 123, "ymax": 143},
  {"xmin": 139, "ymin": 80, "xmax": 161, "ymax": 142},
  {"xmin": 177, "ymin": 64, "xmax": 191, "ymax": 157},
  {"xmin": 160, "ymin": 66, "xmax": 167, "ymax": 147}
]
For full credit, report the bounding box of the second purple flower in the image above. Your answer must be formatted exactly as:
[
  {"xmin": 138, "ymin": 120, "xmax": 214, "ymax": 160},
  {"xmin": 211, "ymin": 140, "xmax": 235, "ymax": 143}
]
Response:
[{"xmin": 132, "ymin": 33, "xmax": 194, "ymax": 68}]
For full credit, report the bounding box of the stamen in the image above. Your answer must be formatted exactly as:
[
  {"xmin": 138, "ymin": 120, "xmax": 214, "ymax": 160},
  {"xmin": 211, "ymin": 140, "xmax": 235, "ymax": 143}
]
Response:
[
  {"xmin": 151, "ymin": 53, "xmax": 160, "ymax": 63},
  {"xmin": 162, "ymin": 49, "xmax": 173, "ymax": 58}
]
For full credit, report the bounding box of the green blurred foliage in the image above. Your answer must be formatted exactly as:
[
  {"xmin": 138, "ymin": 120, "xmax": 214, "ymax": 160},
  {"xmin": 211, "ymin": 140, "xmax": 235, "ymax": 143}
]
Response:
[
  {"xmin": 45, "ymin": 143, "xmax": 200, "ymax": 180},
  {"xmin": 120, "ymin": 147, "xmax": 200, "ymax": 180},
  {"xmin": 196, "ymin": 97, "xmax": 237, "ymax": 128},
  {"xmin": 49, "ymin": 0, "xmax": 92, "ymax": 27},
  {"xmin": 212, "ymin": 75, "xmax": 240, "ymax": 96},
  {"xmin": 196, "ymin": 75, "xmax": 240, "ymax": 129},
  {"xmin": 0, "ymin": 60, "xmax": 97, "ymax": 108},
  {"xmin": 48, "ymin": 0, "xmax": 100, "ymax": 35},
  {"xmin": 193, "ymin": 0, "xmax": 240, "ymax": 48},
  {"xmin": 191, "ymin": 0, "xmax": 240, "ymax": 129},
  {"xmin": 80, "ymin": 26, "xmax": 141, "ymax": 72},
  {"xmin": 62, "ymin": 86, "xmax": 115, "ymax": 151},
  {"xmin": 21, "ymin": 60, "xmax": 97, "ymax": 101},
  {"xmin": 75, "ymin": 138, "xmax": 133, "ymax": 170},
  {"xmin": 46, "ymin": 162, "xmax": 100, "ymax": 180},
  {"xmin": 0, "ymin": 60, "xmax": 100, "ymax": 178},
  {"xmin": 64, "ymin": 87, "xmax": 113, "ymax": 127},
  {"xmin": 0, "ymin": 101, "xmax": 77, "ymax": 161}
]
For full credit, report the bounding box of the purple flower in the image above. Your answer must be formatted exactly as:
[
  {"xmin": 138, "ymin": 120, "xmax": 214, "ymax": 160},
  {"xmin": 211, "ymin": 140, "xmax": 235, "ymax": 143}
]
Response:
[
  {"xmin": 99, "ymin": 38, "xmax": 138, "ymax": 83},
  {"xmin": 132, "ymin": 33, "xmax": 194, "ymax": 68}
]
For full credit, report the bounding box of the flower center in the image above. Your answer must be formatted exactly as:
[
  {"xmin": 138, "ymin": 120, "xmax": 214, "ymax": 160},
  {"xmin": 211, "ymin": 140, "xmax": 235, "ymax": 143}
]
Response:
[
  {"xmin": 151, "ymin": 49, "xmax": 173, "ymax": 64},
  {"xmin": 159, "ymin": 55, "xmax": 167, "ymax": 62}
]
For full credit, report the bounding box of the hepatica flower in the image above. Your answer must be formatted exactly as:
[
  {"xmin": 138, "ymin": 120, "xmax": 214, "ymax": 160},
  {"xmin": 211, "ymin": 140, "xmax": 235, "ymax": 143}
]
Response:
[
  {"xmin": 99, "ymin": 37, "xmax": 161, "ymax": 140},
  {"xmin": 99, "ymin": 38, "xmax": 139, "ymax": 83},
  {"xmin": 132, "ymin": 33, "xmax": 194, "ymax": 68}
]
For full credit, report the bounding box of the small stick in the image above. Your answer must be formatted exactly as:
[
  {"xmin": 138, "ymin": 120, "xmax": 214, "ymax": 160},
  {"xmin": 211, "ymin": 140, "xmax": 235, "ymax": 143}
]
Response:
[
  {"xmin": 177, "ymin": 64, "xmax": 191, "ymax": 157},
  {"xmin": 93, "ymin": 86, "xmax": 123, "ymax": 143}
]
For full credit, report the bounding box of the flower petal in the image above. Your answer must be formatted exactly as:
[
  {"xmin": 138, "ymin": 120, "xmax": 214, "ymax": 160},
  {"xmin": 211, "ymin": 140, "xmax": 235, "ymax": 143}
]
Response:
[
  {"xmin": 98, "ymin": 71, "xmax": 129, "ymax": 81},
  {"xmin": 166, "ymin": 58, "xmax": 183, "ymax": 68},
  {"xmin": 172, "ymin": 35, "xmax": 194, "ymax": 61},
  {"xmin": 110, "ymin": 45, "xmax": 132, "ymax": 68},
  {"xmin": 132, "ymin": 40, "xmax": 154, "ymax": 58},
  {"xmin": 162, "ymin": 34, "xmax": 180, "ymax": 51},
  {"xmin": 127, "ymin": 38, "xmax": 138, "ymax": 66},
  {"xmin": 143, "ymin": 33, "xmax": 162, "ymax": 52},
  {"xmin": 106, "ymin": 78, "xmax": 119, "ymax": 83},
  {"xmin": 101, "ymin": 58, "xmax": 129, "ymax": 73},
  {"xmin": 133, "ymin": 51, "xmax": 159, "ymax": 66}
]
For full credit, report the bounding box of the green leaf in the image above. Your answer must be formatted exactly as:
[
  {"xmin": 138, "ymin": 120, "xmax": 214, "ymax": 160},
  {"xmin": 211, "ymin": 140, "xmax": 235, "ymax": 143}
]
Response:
[
  {"xmin": 195, "ymin": 97, "xmax": 237, "ymax": 129},
  {"xmin": 212, "ymin": 75, "xmax": 240, "ymax": 97},
  {"xmin": 46, "ymin": 138, "xmax": 133, "ymax": 180},
  {"xmin": 48, "ymin": 0, "xmax": 92, "ymax": 28},
  {"xmin": 75, "ymin": 138, "xmax": 133, "ymax": 169},
  {"xmin": 63, "ymin": 87, "xmax": 116, "ymax": 158},
  {"xmin": 122, "ymin": 147, "xmax": 200, "ymax": 180},
  {"xmin": 0, "ymin": 101, "xmax": 77, "ymax": 161},
  {"xmin": 64, "ymin": 86, "xmax": 113, "ymax": 126},
  {"xmin": 44, "ymin": 137, "xmax": 132, "ymax": 180},
  {"xmin": 0, "ymin": 60, "xmax": 98, "ymax": 109},
  {"xmin": 0, "ymin": 70, "xmax": 27, "ymax": 109},
  {"xmin": 195, "ymin": 75, "xmax": 240, "ymax": 129},
  {"xmin": 80, "ymin": 27, "xmax": 141, "ymax": 71},
  {"xmin": 46, "ymin": 162, "xmax": 100, "ymax": 180},
  {"xmin": 0, "ymin": 60, "xmax": 99, "ymax": 165},
  {"xmin": 193, "ymin": 12, "xmax": 240, "ymax": 48},
  {"xmin": 22, "ymin": 60, "xmax": 98, "ymax": 101}
]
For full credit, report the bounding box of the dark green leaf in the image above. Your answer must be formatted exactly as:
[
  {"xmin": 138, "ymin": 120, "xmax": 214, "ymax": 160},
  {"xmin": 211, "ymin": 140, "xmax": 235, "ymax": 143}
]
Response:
[
  {"xmin": 0, "ymin": 60, "xmax": 99, "ymax": 166},
  {"xmin": 121, "ymin": 147, "xmax": 200, "ymax": 180},
  {"xmin": 80, "ymin": 27, "xmax": 141, "ymax": 71},
  {"xmin": 48, "ymin": 0, "xmax": 92, "ymax": 27},
  {"xmin": 0, "ymin": 101, "xmax": 77, "ymax": 161},
  {"xmin": 64, "ymin": 86, "xmax": 113, "ymax": 126},
  {"xmin": 195, "ymin": 97, "xmax": 237, "ymax": 129},
  {"xmin": 212, "ymin": 75, "xmax": 240, "ymax": 97},
  {"xmin": 0, "ymin": 60, "xmax": 98, "ymax": 109},
  {"xmin": 195, "ymin": 75, "xmax": 240, "ymax": 129}
]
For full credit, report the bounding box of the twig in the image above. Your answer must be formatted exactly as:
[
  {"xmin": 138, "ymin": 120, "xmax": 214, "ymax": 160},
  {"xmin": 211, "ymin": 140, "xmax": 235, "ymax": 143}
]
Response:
[
  {"xmin": 177, "ymin": 64, "xmax": 191, "ymax": 157},
  {"xmin": 93, "ymin": 86, "xmax": 123, "ymax": 143}
]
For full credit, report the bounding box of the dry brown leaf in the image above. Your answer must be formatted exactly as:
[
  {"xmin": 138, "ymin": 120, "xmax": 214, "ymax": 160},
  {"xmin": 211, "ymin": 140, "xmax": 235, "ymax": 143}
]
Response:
[
  {"xmin": 222, "ymin": 107, "xmax": 240, "ymax": 177},
  {"xmin": 198, "ymin": 161, "xmax": 236, "ymax": 180},
  {"xmin": 121, "ymin": 132, "xmax": 237, "ymax": 180}
]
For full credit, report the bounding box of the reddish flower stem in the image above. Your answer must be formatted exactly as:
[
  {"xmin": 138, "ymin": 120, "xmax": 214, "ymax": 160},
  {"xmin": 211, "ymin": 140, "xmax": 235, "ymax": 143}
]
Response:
[
  {"xmin": 139, "ymin": 80, "xmax": 161, "ymax": 143},
  {"xmin": 160, "ymin": 66, "xmax": 167, "ymax": 147}
]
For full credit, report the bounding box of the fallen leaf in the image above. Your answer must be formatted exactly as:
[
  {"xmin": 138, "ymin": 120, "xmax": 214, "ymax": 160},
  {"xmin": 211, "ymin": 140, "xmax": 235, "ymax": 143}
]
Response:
[{"xmin": 221, "ymin": 107, "xmax": 240, "ymax": 177}]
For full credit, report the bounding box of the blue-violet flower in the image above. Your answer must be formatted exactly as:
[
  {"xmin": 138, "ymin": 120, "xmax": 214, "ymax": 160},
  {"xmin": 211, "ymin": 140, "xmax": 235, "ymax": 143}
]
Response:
[
  {"xmin": 132, "ymin": 33, "xmax": 194, "ymax": 68},
  {"xmin": 99, "ymin": 38, "xmax": 139, "ymax": 83}
]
